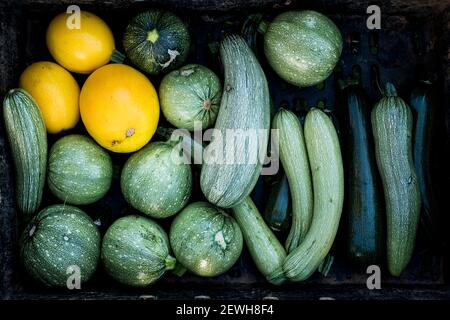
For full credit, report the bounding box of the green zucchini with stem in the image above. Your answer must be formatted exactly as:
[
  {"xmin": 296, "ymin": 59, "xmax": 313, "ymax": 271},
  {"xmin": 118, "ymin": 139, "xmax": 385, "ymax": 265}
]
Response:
[
  {"xmin": 272, "ymin": 108, "xmax": 313, "ymax": 252},
  {"xmin": 340, "ymin": 84, "xmax": 384, "ymax": 265},
  {"xmin": 410, "ymin": 81, "xmax": 441, "ymax": 244},
  {"xmin": 372, "ymin": 83, "xmax": 420, "ymax": 276},
  {"xmin": 3, "ymin": 89, "xmax": 47, "ymax": 219},
  {"xmin": 268, "ymin": 108, "xmax": 344, "ymax": 283}
]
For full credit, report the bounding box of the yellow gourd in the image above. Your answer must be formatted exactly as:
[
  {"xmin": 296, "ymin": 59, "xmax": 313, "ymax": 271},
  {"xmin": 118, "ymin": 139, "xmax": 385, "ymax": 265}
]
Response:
[
  {"xmin": 80, "ymin": 64, "xmax": 160, "ymax": 153},
  {"xmin": 19, "ymin": 61, "xmax": 80, "ymax": 134},
  {"xmin": 46, "ymin": 11, "xmax": 115, "ymax": 74}
]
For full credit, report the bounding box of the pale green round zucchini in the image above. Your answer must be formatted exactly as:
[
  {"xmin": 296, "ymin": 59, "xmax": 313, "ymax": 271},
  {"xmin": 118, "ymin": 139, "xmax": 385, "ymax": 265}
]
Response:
[
  {"xmin": 101, "ymin": 215, "xmax": 176, "ymax": 287},
  {"xmin": 170, "ymin": 202, "xmax": 243, "ymax": 277},
  {"xmin": 263, "ymin": 10, "xmax": 343, "ymax": 87},
  {"xmin": 159, "ymin": 64, "xmax": 222, "ymax": 131},
  {"xmin": 48, "ymin": 134, "xmax": 113, "ymax": 205},
  {"xmin": 120, "ymin": 141, "xmax": 192, "ymax": 218}
]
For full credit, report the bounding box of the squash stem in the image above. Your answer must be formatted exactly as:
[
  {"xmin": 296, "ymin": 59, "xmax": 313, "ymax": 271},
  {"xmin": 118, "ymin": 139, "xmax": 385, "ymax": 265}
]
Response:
[
  {"xmin": 384, "ymin": 82, "xmax": 398, "ymax": 97},
  {"xmin": 318, "ymin": 255, "xmax": 334, "ymax": 277},
  {"xmin": 147, "ymin": 28, "xmax": 159, "ymax": 43},
  {"xmin": 266, "ymin": 266, "xmax": 287, "ymax": 285},
  {"xmin": 172, "ymin": 262, "xmax": 188, "ymax": 277},
  {"xmin": 257, "ymin": 19, "xmax": 270, "ymax": 35},
  {"xmin": 110, "ymin": 49, "xmax": 126, "ymax": 64},
  {"xmin": 165, "ymin": 255, "xmax": 177, "ymax": 270}
]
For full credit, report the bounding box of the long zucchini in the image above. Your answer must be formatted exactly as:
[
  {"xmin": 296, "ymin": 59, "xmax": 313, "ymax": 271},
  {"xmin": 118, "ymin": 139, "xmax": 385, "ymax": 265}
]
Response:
[
  {"xmin": 269, "ymin": 108, "xmax": 344, "ymax": 283},
  {"xmin": 272, "ymin": 108, "xmax": 313, "ymax": 252},
  {"xmin": 372, "ymin": 83, "xmax": 420, "ymax": 276},
  {"xmin": 340, "ymin": 84, "xmax": 384, "ymax": 265},
  {"xmin": 3, "ymin": 89, "xmax": 47, "ymax": 219},
  {"xmin": 232, "ymin": 197, "xmax": 286, "ymax": 284},
  {"xmin": 410, "ymin": 81, "xmax": 441, "ymax": 243},
  {"xmin": 200, "ymin": 35, "xmax": 270, "ymax": 208}
]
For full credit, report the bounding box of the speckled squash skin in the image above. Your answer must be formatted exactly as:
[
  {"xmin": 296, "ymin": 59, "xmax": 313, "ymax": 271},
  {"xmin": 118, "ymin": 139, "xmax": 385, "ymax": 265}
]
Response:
[
  {"xmin": 371, "ymin": 83, "xmax": 420, "ymax": 277},
  {"xmin": 200, "ymin": 35, "xmax": 270, "ymax": 208},
  {"xmin": 19, "ymin": 205, "xmax": 101, "ymax": 287},
  {"xmin": 170, "ymin": 202, "xmax": 243, "ymax": 277},
  {"xmin": 120, "ymin": 141, "xmax": 192, "ymax": 218},
  {"xmin": 48, "ymin": 134, "xmax": 113, "ymax": 205},
  {"xmin": 159, "ymin": 64, "xmax": 222, "ymax": 131},
  {"xmin": 263, "ymin": 10, "xmax": 343, "ymax": 87},
  {"xmin": 123, "ymin": 10, "xmax": 190, "ymax": 75},
  {"xmin": 101, "ymin": 215, "xmax": 175, "ymax": 287},
  {"xmin": 3, "ymin": 89, "xmax": 47, "ymax": 220}
]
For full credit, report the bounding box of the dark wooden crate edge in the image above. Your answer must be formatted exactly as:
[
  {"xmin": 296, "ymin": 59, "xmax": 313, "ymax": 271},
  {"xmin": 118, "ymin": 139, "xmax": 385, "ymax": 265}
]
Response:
[
  {"xmin": 3, "ymin": 284, "xmax": 450, "ymax": 300},
  {"xmin": 1, "ymin": 1, "xmax": 450, "ymax": 300}
]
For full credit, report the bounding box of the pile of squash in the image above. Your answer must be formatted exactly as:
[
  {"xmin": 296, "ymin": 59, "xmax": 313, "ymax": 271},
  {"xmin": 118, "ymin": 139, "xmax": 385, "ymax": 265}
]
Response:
[{"xmin": 2, "ymin": 7, "xmax": 433, "ymax": 289}]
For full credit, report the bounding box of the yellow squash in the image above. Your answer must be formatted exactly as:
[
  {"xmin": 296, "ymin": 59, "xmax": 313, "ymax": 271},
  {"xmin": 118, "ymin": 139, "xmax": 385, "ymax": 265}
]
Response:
[
  {"xmin": 80, "ymin": 64, "xmax": 160, "ymax": 153},
  {"xmin": 46, "ymin": 11, "xmax": 115, "ymax": 74},
  {"xmin": 19, "ymin": 61, "xmax": 80, "ymax": 134}
]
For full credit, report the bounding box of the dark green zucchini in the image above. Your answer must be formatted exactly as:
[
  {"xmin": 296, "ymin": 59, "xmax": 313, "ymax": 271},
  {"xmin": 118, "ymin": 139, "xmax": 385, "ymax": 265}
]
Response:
[
  {"xmin": 340, "ymin": 84, "xmax": 384, "ymax": 265},
  {"xmin": 263, "ymin": 169, "xmax": 291, "ymax": 233},
  {"xmin": 3, "ymin": 89, "xmax": 47, "ymax": 219},
  {"xmin": 410, "ymin": 81, "xmax": 441, "ymax": 243}
]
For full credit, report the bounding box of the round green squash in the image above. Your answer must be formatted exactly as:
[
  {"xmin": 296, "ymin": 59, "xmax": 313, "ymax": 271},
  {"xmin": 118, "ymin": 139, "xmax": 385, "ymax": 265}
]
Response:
[
  {"xmin": 120, "ymin": 141, "xmax": 192, "ymax": 218},
  {"xmin": 101, "ymin": 215, "xmax": 176, "ymax": 287},
  {"xmin": 47, "ymin": 134, "xmax": 113, "ymax": 205},
  {"xmin": 123, "ymin": 9, "xmax": 190, "ymax": 75},
  {"xmin": 170, "ymin": 202, "xmax": 243, "ymax": 277},
  {"xmin": 159, "ymin": 64, "xmax": 222, "ymax": 131},
  {"xmin": 263, "ymin": 10, "xmax": 343, "ymax": 87},
  {"xmin": 20, "ymin": 204, "xmax": 101, "ymax": 287}
]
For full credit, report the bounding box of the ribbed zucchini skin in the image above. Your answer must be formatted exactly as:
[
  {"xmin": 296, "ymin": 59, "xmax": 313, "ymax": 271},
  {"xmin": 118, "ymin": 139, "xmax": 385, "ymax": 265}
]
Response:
[
  {"xmin": 269, "ymin": 108, "xmax": 344, "ymax": 283},
  {"xmin": 272, "ymin": 108, "xmax": 313, "ymax": 252},
  {"xmin": 410, "ymin": 82, "xmax": 440, "ymax": 242},
  {"xmin": 200, "ymin": 35, "xmax": 270, "ymax": 208},
  {"xmin": 340, "ymin": 85, "xmax": 384, "ymax": 265},
  {"xmin": 372, "ymin": 83, "xmax": 421, "ymax": 277},
  {"xmin": 3, "ymin": 89, "xmax": 47, "ymax": 219},
  {"xmin": 20, "ymin": 205, "xmax": 101, "ymax": 287},
  {"xmin": 232, "ymin": 197, "xmax": 286, "ymax": 284}
]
